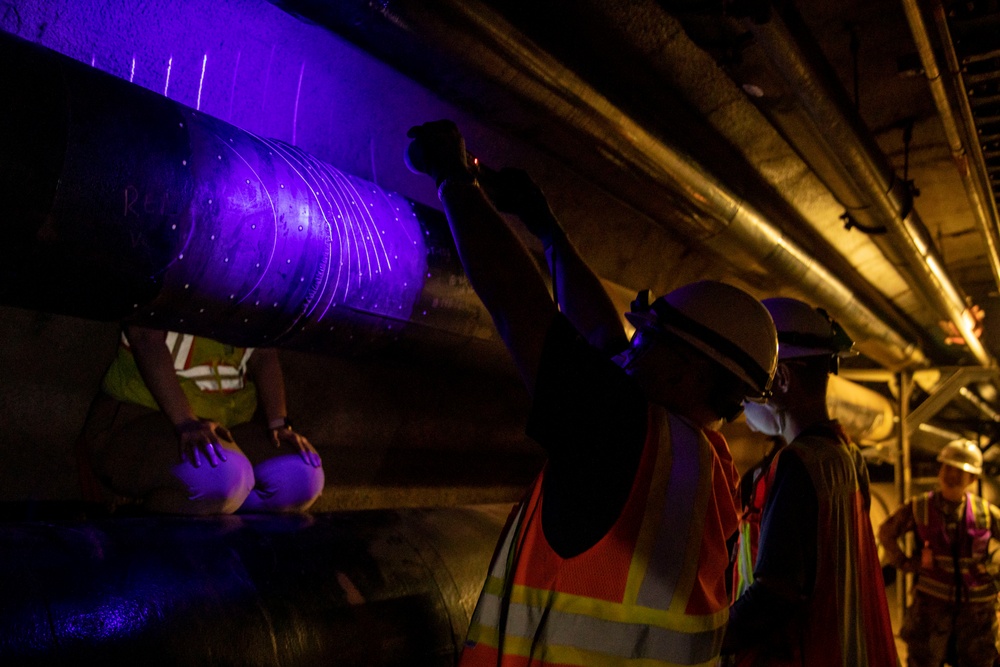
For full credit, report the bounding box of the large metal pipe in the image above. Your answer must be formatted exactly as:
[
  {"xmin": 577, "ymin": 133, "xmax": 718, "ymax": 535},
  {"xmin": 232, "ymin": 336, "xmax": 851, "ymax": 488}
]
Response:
[
  {"xmin": 901, "ymin": 0, "xmax": 1000, "ymax": 296},
  {"xmin": 0, "ymin": 32, "xmax": 501, "ymax": 362},
  {"xmin": 827, "ymin": 374, "xmax": 895, "ymax": 444},
  {"xmin": 0, "ymin": 507, "xmax": 505, "ymax": 665},
  {"xmin": 272, "ymin": 0, "xmax": 927, "ymax": 370},
  {"xmin": 725, "ymin": 2, "xmax": 991, "ymax": 365}
]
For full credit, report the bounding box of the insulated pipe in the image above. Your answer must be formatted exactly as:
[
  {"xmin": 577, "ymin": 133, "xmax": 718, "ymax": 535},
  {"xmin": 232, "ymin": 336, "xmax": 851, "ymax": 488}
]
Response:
[
  {"xmin": 901, "ymin": 0, "xmax": 1000, "ymax": 296},
  {"xmin": 0, "ymin": 32, "xmax": 498, "ymax": 359},
  {"xmin": 735, "ymin": 4, "xmax": 991, "ymax": 366},
  {"xmin": 0, "ymin": 507, "xmax": 505, "ymax": 665},
  {"xmin": 273, "ymin": 0, "xmax": 927, "ymax": 370},
  {"xmin": 827, "ymin": 374, "xmax": 895, "ymax": 443}
]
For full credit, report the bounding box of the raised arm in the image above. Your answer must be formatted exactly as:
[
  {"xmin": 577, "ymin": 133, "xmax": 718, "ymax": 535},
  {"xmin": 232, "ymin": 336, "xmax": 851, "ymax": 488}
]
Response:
[
  {"xmin": 406, "ymin": 121, "xmax": 559, "ymax": 394},
  {"xmin": 479, "ymin": 166, "xmax": 628, "ymax": 355}
]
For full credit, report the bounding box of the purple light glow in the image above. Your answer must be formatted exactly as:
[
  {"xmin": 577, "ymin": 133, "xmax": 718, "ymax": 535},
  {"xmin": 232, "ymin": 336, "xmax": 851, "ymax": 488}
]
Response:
[
  {"xmin": 196, "ymin": 54, "xmax": 207, "ymax": 111},
  {"xmin": 4, "ymin": 0, "xmax": 464, "ymax": 192},
  {"xmin": 163, "ymin": 55, "xmax": 173, "ymax": 97},
  {"xmin": 148, "ymin": 108, "xmax": 428, "ymax": 342},
  {"xmin": 4, "ymin": 0, "xmax": 491, "ymax": 349}
]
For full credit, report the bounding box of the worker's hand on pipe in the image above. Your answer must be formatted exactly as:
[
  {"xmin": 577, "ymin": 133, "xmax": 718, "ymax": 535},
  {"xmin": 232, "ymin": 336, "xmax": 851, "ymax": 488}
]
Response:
[
  {"xmin": 405, "ymin": 120, "xmax": 471, "ymax": 185},
  {"xmin": 478, "ymin": 166, "xmax": 559, "ymax": 246},
  {"xmin": 271, "ymin": 425, "xmax": 323, "ymax": 468},
  {"xmin": 175, "ymin": 418, "xmax": 230, "ymax": 468}
]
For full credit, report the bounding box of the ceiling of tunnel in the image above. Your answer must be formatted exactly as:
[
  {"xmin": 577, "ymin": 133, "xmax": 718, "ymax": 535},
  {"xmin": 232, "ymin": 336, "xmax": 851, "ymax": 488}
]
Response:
[
  {"xmin": 267, "ymin": 0, "xmax": 1000, "ymax": 451},
  {"xmin": 269, "ymin": 0, "xmax": 1000, "ymax": 368}
]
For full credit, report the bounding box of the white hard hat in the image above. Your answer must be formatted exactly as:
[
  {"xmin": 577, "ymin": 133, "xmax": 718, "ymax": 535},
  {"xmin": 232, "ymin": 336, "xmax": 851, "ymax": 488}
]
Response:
[
  {"xmin": 761, "ymin": 297, "xmax": 856, "ymax": 360},
  {"xmin": 625, "ymin": 281, "xmax": 778, "ymax": 400},
  {"xmin": 937, "ymin": 439, "xmax": 983, "ymax": 476}
]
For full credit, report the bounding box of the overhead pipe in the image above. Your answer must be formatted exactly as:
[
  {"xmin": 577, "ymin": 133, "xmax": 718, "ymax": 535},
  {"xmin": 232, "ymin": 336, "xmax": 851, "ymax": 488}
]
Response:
[
  {"xmin": 901, "ymin": 0, "xmax": 1000, "ymax": 296},
  {"xmin": 827, "ymin": 374, "xmax": 895, "ymax": 444},
  {"xmin": 726, "ymin": 2, "xmax": 992, "ymax": 366},
  {"xmin": 0, "ymin": 32, "xmax": 502, "ymax": 362},
  {"xmin": 272, "ymin": 0, "xmax": 927, "ymax": 370}
]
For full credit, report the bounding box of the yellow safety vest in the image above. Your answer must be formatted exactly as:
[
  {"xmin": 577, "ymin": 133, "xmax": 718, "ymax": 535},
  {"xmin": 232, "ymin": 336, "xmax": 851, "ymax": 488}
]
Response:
[{"xmin": 102, "ymin": 332, "xmax": 258, "ymax": 428}]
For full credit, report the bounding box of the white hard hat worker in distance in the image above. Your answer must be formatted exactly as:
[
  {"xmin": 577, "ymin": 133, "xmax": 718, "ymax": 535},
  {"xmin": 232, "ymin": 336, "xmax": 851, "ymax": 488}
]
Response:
[
  {"xmin": 615, "ymin": 281, "xmax": 779, "ymax": 427},
  {"xmin": 936, "ymin": 438, "xmax": 984, "ymax": 499}
]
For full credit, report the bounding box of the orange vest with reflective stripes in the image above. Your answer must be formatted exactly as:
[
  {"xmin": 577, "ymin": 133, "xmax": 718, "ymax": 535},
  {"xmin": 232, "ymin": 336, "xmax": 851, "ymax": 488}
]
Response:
[{"xmin": 460, "ymin": 406, "xmax": 739, "ymax": 667}]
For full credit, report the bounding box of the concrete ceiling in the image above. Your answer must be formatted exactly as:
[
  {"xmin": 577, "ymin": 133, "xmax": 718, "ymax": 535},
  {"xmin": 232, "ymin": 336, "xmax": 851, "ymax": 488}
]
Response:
[{"xmin": 272, "ymin": 0, "xmax": 1000, "ymax": 375}]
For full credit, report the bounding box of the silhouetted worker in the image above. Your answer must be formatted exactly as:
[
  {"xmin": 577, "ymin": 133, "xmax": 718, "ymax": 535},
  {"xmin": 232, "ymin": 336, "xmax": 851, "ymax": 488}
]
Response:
[
  {"xmin": 406, "ymin": 119, "xmax": 778, "ymax": 666},
  {"xmin": 722, "ymin": 297, "xmax": 897, "ymax": 666},
  {"xmin": 879, "ymin": 439, "xmax": 1000, "ymax": 667},
  {"xmin": 84, "ymin": 326, "xmax": 323, "ymax": 514}
]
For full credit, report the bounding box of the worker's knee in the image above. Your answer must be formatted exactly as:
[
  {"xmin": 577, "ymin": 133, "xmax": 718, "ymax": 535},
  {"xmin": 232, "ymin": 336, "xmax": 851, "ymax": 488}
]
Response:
[
  {"xmin": 241, "ymin": 454, "xmax": 325, "ymax": 513},
  {"xmin": 152, "ymin": 452, "xmax": 256, "ymax": 515}
]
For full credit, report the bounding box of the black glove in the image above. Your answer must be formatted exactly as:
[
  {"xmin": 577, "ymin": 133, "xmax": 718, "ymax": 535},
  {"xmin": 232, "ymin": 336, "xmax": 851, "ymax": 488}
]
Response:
[
  {"xmin": 405, "ymin": 120, "xmax": 472, "ymax": 186},
  {"xmin": 478, "ymin": 166, "xmax": 561, "ymax": 247}
]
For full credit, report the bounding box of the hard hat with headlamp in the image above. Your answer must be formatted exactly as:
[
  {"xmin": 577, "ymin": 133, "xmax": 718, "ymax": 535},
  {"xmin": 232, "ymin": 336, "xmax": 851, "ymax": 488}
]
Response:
[
  {"xmin": 624, "ymin": 281, "xmax": 778, "ymax": 402},
  {"xmin": 761, "ymin": 297, "xmax": 856, "ymax": 373}
]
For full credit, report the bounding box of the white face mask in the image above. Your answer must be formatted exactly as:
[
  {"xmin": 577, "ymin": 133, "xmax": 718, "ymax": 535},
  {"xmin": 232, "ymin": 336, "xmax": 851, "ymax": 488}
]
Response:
[{"xmin": 743, "ymin": 401, "xmax": 784, "ymax": 437}]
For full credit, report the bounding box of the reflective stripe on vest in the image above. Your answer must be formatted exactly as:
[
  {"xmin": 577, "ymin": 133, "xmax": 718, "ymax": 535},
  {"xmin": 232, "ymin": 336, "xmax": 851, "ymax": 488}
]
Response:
[
  {"xmin": 121, "ymin": 332, "xmax": 252, "ymax": 393},
  {"xmin": 913, "ymin": 492, "xmax": 996, "ymax": 602},
  {"xmin": 462, "ymin": 409, "xmax": 727, "ymax": 666}
]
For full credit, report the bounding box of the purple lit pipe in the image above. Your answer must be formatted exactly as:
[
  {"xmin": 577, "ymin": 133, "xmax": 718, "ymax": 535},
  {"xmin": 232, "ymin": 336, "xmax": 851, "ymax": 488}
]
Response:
[{"xmin": 0, "ymin": 31, "xmax": 496, "ymax": 354}]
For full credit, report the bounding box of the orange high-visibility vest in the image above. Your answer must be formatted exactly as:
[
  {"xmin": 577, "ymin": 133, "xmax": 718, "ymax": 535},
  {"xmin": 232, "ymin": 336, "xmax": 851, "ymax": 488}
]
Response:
[{"xmin": 460, "ymin": 406, "xmax": 739, "ymax": 667}]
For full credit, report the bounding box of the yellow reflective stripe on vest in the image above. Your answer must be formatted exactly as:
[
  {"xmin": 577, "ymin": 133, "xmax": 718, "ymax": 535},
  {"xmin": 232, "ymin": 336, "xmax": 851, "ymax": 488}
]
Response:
[
  {"xmin": 970, "ymin": 495, "xmax": 990, "ymax": 529},
  {"xmin": 628, "ymin": 414, "xmax": 713, "ymax": 614},
  {"xmin": 734, "ymin": 521, "xmax": 755, "ymax": 599},
  {"xmin": 475, "ymin": 576, "xmax": 730, "ymax": 632},
  {"xmin": 466, "ymin": 410, "xmax": 725, "ymax": 665},
  {"xmin": 467, "ymin": 591, "xmax": 725, "ymax": 665},
  {"xmin": 916, "ymin": 576, "xmax": 997, "ymax": 602}
]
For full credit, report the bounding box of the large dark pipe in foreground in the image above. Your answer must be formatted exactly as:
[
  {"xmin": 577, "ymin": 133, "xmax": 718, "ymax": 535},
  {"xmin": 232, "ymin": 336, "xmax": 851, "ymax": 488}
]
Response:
[
  {"xmin": 0, "ymin": 32, "xmax": 497, "ymax": 358},
  {"xmin": 0, "ymin": 507, "xmax": 506, "ymax": 666}
]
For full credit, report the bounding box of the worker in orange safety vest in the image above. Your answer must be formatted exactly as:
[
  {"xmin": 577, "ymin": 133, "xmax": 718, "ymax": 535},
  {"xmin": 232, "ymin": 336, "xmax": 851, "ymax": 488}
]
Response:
[{"xmin": 406, "ymin": 119, "xmax": 780, "ymax": 666}]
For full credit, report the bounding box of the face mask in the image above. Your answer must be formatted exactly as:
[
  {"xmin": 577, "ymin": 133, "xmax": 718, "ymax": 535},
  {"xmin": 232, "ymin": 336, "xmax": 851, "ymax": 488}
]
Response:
[{"xmin": 743, "ymin": 401, "xmax": 784, "ymax": 437}]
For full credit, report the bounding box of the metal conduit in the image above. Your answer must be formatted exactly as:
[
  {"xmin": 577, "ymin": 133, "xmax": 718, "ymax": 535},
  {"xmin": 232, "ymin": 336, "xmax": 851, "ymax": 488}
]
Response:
[
  {"xmin": 739, "ymin": 4, "xmax": 992, "ymax": 366},
  {"xmin": 902, "ymin": 0, "xmax": 1000, "ymax": 296},
  {"xmin": 277, "ymin": 0, "xmax": 927, "ymax": 370}
]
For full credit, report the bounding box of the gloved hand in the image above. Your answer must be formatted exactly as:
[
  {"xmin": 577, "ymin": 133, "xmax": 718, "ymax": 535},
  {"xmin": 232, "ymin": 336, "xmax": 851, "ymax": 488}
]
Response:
[
  {"xmin": 405, "ymin": 120, "xmax": 472, "ymax": 186},
  {"xmin": 175, "ymin": 418, "xmax": 231, "ymax": 468},
  {"xmin": 270, "ymin": 425, "xmax": 323, "ymax": 468},
  {"xmin": 478, "ymin": 166, "xmax": 561, "ymax": 247}
]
